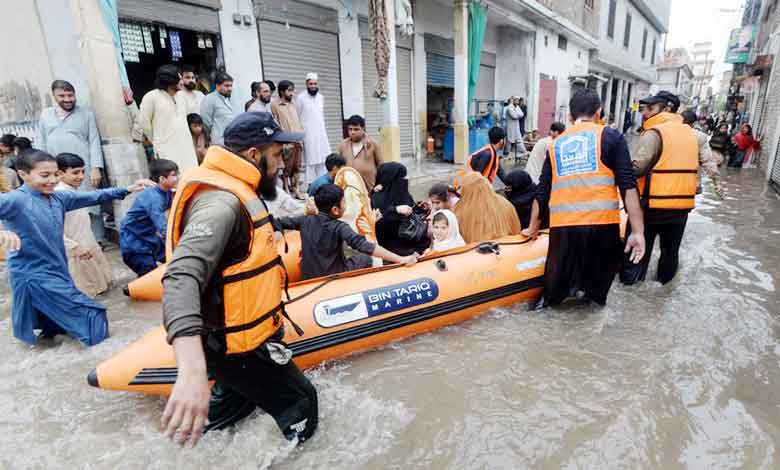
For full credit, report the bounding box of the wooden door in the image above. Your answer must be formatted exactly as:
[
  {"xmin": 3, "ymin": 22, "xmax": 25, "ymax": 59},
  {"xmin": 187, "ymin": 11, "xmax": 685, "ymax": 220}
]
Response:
[{"xmin": 538, "ymin": 78, "xmax": 557, "ymax": 136}]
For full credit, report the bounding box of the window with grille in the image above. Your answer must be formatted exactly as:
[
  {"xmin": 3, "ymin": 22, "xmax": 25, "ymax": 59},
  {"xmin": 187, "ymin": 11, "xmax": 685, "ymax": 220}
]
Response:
[
  {"xmin": 651, "ymin": 38, "xmax": 657, "ymax": 65},
  {"xmin": 558, "ymin": 34, "xmax": 568, "ymax": 51},
  {"xmin": 607, "ymin": 0, "xmax": 617, "ymax": 38},
  {"xmin": 585, "ymin": 0, "xmax": 594, "ymax": 10},
  {"xmin": 624, "ymin": 13, "xmax": 632, "ymax": 48}
]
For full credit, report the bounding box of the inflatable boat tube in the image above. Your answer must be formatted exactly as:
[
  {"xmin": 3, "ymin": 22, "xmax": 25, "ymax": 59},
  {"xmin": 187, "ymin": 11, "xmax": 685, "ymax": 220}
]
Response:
[
  {"xmin": 88, "ymin": 234, "xmax": 548, "ymax": 396},
  {"xmin": 123, "ymin": 231, "xmax": 303, "ymax": 301}
]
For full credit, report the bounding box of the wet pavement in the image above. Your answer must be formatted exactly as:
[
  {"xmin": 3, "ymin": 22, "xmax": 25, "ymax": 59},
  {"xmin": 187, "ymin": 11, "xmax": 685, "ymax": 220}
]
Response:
[{"xmin": 1, "ymin": 166, "xmax": 779, "ymax": 469}]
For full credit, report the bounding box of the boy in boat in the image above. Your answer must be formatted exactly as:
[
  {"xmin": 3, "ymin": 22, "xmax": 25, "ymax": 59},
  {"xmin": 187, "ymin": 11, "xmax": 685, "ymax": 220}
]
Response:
[
  {"xmin": 119, "ymin": 159, "xmax": 179, "ymax": 277},
  {"xmin": 275, "ymin": 183, "xmax": 418, "ymax": 280},
  {"xmin": 0, "ymin": 150, "xmax": 153, "ymax": 346}
]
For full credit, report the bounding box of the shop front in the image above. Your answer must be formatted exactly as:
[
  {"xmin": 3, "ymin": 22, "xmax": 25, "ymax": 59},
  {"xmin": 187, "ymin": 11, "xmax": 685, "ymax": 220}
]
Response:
[
  {"xmin": 256, "ymin": 0, "xmax": 344, "ymax": 149},
  {"xmin": 359, "ymin": 20, "xmax": 414, "ymax": 157},
  {"xmin": 118, "ymin": 0, "xmax": 221, "ymax": 100}
]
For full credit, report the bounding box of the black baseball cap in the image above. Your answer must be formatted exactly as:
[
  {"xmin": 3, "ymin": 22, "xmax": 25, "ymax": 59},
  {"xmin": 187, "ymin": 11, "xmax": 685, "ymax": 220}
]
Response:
[
  {"xmin": 223, "ymin": 112, "xmax": 303, "ymax": 151},
  {"xmin": 639, "ymin": 90, "xmax": 680, "ymax": 111}
]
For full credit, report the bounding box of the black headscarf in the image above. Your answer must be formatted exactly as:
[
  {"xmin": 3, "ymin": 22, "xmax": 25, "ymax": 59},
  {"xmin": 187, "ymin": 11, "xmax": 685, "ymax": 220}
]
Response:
[
  {"xmin": 503, "ymin": 169, "xmax": 537, "ymax": 228},
  {"xmin": 371, "ymin": 162, "xmax": 414, "ymax": 216}
]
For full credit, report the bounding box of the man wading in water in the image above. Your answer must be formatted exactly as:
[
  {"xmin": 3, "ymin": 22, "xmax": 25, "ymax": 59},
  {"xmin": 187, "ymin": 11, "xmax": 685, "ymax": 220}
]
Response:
[{"xmin": 160, "ymin": 112, "xmax": 317, "ymax": 446}]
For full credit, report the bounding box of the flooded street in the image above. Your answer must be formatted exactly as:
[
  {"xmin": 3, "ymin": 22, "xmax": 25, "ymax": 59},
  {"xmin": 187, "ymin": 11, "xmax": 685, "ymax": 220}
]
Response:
[{"xmin": 1, "ymin": 168, "xmax": 779, "ymax": 470}]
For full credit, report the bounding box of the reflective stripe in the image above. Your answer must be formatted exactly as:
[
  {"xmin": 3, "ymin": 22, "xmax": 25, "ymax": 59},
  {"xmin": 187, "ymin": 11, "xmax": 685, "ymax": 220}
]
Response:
[
  {"xmin": 245, "ymin": 198, "xmax": 266, "ymax": 218},
  {"xmin": 648, "ymin": 195, "xmax": 696, "ymax": 200},
  {"xmin": 551, "ymin": 176, "xmax": 616, "ymax": 191},
  {"xmin": 550, "ymin": 200, "xmax": 620, "ymax": 214},
  {"xmin": 652, "ymin": 169, "xmax": 698, "ymax": 174}
]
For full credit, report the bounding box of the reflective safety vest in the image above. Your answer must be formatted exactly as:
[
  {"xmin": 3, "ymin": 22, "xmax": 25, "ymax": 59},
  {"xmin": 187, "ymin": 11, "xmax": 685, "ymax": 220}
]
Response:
[
  {"xmin": 166, "ymin": 146, "xmax": 285, "ymax": 355},
  {"xmin": 548, "ymin": 121, "xmax": 620, "ymax": 228},
  {"xmin": 638, "ymin": 113, "xmax": 699, "ymax": 210},
  {"xmin": 465, "ymin": 144, "xmax": 499, "ymax": 183}
]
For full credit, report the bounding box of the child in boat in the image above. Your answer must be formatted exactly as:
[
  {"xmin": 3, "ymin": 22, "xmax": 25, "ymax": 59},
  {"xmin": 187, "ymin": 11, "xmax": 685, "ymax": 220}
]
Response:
[
  {"xmin": 0, "ymin": 150, "xmax": 153, "ymax": 346},
  {"xmin": 425, "ymin": 210, "xmax": 465, "ymax": 255},
  {"xmin": 119, "ymin": 159, "xmax": 178, "ymax": 277},
  {"xmin": 276, "ymin": 184, "xmax": 418, "ymax": 280},
  {"xmin": 55, "ymin": 153, "xmax": 114, "ymax": 298}
]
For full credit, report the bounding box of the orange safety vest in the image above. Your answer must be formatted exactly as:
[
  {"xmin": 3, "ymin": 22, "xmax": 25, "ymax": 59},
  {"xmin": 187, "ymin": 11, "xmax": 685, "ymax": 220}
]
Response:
[
  {"xmin": 166, "ymin": 146, "xmax": 286, "ymax": 355},
  {"xmin": 465, "ymin": 144, "xmax": 499, "ymax": 183},
  {"xmin": 548, "ymin": 121, "xmax": 620, "ymax": 228},
  {"xmin": 638, "ymin": 113, "xmax": 699, "ymax": 210}
]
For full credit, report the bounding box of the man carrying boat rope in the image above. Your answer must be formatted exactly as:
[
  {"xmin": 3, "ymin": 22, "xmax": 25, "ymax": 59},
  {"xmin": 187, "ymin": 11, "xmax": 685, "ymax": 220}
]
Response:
[{"xmin": 160, "ymin": 112, "xmax": 317, "ymax": 446}]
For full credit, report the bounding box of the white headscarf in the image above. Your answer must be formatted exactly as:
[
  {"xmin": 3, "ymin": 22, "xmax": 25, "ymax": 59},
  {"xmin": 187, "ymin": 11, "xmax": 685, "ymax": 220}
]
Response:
[{"xmin": 431, "ymin": 209, "xmax": 466, "ymax": 252}]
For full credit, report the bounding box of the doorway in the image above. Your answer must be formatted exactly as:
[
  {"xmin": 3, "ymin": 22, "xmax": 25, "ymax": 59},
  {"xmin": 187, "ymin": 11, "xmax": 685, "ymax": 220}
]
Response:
[{"xmin": 538, "ymin": 77, "xmax": 557, "ymax": 136}]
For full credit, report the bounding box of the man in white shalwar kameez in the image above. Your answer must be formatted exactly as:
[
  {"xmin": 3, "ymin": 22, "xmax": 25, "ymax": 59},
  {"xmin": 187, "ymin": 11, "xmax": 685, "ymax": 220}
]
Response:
[{"xmin": 296, "ymin": 73, "xmax": 330, "ymax": 186}]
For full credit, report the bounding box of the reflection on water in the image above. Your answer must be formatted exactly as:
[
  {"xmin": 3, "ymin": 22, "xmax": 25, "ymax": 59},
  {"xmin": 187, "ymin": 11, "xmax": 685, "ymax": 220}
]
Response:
[{"xmin": 1, "ymin": 169, "xmax": 779, "ymax": 469}]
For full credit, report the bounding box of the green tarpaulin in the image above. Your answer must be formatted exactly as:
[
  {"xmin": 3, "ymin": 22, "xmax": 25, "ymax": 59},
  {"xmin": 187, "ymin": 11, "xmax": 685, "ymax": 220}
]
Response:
[{"xmin": 467, "ymin": 1, "xmax": 487, "ymax": 125}]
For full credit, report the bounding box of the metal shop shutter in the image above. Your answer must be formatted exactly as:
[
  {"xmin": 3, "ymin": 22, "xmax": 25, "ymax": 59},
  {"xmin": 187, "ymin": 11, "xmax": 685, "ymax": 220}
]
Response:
[
  {"xmin": 771, "ymin": 136, "xmax": 780, "ymax": 191},
  {"xmin": 118, "ymin": 0, "xmax": 220, "ymax": 33},
  {"xmin": 754, "ymin": 77, "xmax": 769, "ymax": 135},
  {"xmin": 396, "ymin": 47, "xmax": 414, "ymax": 156},
  {"xmin": 427, "ymin": 53, "xmax": 454, "ymax": 88},
  {"xmin": 475, "ymin": 64, "xmax": 496, "ymax": 101},
  {"xmin": 362, "ymin": 42, "xmax": 414, "ymax": 157},
  {"xmin": 259, "ymin": 20, "xmax": 343, "ymax": 151}
]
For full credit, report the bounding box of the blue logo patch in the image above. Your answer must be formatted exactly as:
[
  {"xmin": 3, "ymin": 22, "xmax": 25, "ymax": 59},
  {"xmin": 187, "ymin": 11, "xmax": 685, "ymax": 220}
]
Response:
[
  {"xmin": 363, "ymin": 278, "xmax": 439, "ymax": 317},
  {"xmin": 313, "ymin": 278, "xmax": 440, "ymax": 328},
  {"xmin": 553, "ymin": 131, "xmax": 598, "ymax": 177}
]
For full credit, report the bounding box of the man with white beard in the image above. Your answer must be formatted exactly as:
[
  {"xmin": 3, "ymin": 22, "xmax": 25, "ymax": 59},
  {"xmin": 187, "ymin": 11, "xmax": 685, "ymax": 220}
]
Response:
[{"xmin": 296, "ymin": 73, "xmax": 330, "ymax": 186}]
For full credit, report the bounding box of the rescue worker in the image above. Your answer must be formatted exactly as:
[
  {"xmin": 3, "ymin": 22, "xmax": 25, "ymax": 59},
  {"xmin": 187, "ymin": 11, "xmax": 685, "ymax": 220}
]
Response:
[
  {"xmin": 160, "ymin": 112, "xmax": 317, "ymax": 447},
  {"xmin": 463, "ymin": 126, "xmax": 510, "ymax": 185},
  {"xmin": 523, "ymin": 89, "xmax": 646, "ymax": 307},
  {"xmin": 620, "ymin": 91, "xmax": 699, "ymax": 285}
]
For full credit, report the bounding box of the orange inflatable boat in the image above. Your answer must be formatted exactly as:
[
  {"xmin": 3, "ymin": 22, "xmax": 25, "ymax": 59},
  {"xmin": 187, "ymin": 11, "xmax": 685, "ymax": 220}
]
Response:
[
  {"xmin": 123, "ymin": 231, "xmax": 303, "ymax": 301},
  {"xmin": 88, "ymin": 234, "xmax": 548, "ymax": 396}
]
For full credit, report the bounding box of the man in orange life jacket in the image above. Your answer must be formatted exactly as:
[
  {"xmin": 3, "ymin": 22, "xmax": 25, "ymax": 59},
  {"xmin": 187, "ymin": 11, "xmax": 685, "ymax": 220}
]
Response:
[
  {"xmin": 523, "ymin": 89, "xmax": 646, "ymax": 306},
  {"xmin": 160, "ymin": 112, "xmax": 317, "ymax": 447},
  {"xmin": 620, "ymin": 91, "xmax": 699, "ymax": 285},
  {"xmin": 465, "ymin": 126, "xmax": 510, "ymax": 185}
]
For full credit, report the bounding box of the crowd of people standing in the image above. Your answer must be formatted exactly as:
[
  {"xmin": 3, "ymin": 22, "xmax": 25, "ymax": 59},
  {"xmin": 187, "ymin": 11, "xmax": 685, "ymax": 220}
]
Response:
[{"xmin": 0, "ymin": 59, "xmax": 721, "ymax": 449}]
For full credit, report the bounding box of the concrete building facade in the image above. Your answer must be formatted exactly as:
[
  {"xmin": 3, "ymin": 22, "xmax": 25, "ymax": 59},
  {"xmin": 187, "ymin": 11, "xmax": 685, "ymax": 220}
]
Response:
[
  {"xmin": 656, "ymin": 48, "xmax": 695, "ymax": 106},
  {"xmin": 691, "ymin": 41, "xmax": 715, "ymax": 112},
  {"xmin": 1, "ymin": 0, "xmax": 617, "ymax": 178},
  {"xmin": 590, "ymin": 0, "xmax": 671, "ymax": 131}
]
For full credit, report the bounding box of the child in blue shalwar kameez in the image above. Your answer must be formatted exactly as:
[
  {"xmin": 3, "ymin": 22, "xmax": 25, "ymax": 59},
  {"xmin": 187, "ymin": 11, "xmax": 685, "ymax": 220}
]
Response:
[{"xmin": 0, "ymin": 151, "xmax": 154, "ymax": 346}]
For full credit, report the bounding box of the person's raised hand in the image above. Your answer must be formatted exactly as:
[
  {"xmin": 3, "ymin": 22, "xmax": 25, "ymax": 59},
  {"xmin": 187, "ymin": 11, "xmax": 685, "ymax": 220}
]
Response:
[
  {"xmin": 127, "ymin": 179, "xmax": 157, "ymax": 193},
  {"xmin": 161, "ymin": 368, "xmax": 211, "ymax": 447},
  {"xmin": 304, "ymin": 198, "xmax": 317, "ymax": 216},
  {"xmin": 396, "ymin": 205, "xmax": 413, "ymax": 216},
  {"xmin": 0, "ymin": 230, "xmax": 21, "ymax": 251},
  {"xmin": 624, "ymin": 232, "xmax": 646, "ymax": 264},
  {"xmin": 91, "ymin": 168, "xmax": 102, "ymax": 188},
  {"xmin": 73, "ymin": 246, "xmax": 93, "ymax": 260},
  {"xmin": 521, "ymin": 227, "xmax": 538, "ymax": 240}
]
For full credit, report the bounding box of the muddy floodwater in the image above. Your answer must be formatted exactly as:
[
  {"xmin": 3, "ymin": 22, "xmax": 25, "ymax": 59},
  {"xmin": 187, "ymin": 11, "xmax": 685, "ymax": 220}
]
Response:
[{"xmin": 1, "ymin": 168, "xmax": 779, "ymax": 469}]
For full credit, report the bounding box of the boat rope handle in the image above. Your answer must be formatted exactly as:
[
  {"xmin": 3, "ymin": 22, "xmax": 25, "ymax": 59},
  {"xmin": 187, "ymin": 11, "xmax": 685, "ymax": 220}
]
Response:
[{"xmin": 282, "ymin": 231, "xmax": 550, "ymax": 307}]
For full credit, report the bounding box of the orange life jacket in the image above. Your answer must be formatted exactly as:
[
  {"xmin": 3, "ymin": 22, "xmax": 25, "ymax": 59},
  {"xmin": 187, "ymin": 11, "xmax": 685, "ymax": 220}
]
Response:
[
  {"xmin": 548, "ymin": 121, "xmax": 620, "ymax": 228},
  {"xmin": 638, "ymin": 113, "xmax": 699, "ymax": 210},
  {"xmin": 166, "ymin": 146, "xmax": 286, "ymax": 355},
  {"xmin": 465, "ymin": 144, "xmax": 499, "ymax": 183}
]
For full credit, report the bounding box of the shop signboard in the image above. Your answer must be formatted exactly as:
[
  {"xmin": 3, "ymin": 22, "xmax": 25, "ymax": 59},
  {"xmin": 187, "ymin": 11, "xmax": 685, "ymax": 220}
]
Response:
[{"xmin": 726, "ymin": 26, "xmax": 756, "ymax": 64}]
